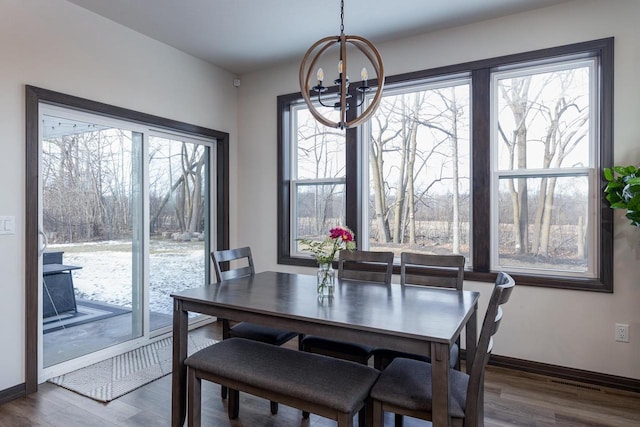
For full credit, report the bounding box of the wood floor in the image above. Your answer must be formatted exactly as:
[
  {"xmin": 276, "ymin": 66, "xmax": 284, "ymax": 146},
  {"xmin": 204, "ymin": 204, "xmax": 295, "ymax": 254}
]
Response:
[{"xmin": 1, "ymin": 323, "xmax": 639, "ymax": 427}]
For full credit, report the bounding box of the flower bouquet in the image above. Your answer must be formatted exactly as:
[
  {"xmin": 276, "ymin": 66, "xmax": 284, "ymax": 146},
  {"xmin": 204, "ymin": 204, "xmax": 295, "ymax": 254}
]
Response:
[{"xmin": 298, "ymin": 226, "xmax": 356, "ymax": 296}]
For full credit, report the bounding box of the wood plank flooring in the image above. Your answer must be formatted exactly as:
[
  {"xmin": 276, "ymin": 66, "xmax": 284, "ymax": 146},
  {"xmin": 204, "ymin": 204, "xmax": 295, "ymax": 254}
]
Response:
[{"xmin": 1, "ymin": 323, "xmax": 639, "ymax": 426}]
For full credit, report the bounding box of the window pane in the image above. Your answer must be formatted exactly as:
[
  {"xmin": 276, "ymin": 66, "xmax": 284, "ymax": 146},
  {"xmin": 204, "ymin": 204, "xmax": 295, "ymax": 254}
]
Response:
[
  {"xmin": 294, "ymin": 182, "xmax": 346, "ymax": 246},
  {"xmin": 496, "ymin": 175, "xmax": 590, "ymax": 273},
  {"xmin": 368, "ymin": 83, "xmax": 471, "ymax": 259},
  {"xmin": 294, "ymin": 105, "xmax": 345, "ymax": 180},
  {"xmin": 148, "ymin": 136, "xmax": 209, "ymax": 330},
  {"xmin": 41, "ymin": 115, "xmax": 142, "ymax": 366},
  {"xmin": 493, "ymin": 58, "xmax": 597, "ymax": 279},
  {"xmin": 496, "ymin": 64, "xmax": 591, "ymax": 171}
]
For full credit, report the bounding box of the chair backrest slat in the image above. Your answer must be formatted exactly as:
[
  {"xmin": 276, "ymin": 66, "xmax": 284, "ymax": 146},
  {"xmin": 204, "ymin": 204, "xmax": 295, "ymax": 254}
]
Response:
[
  {"xmin": 465, "ymin": 272, "xmax": 515, "ymax": 426},
  {"xmin": 400, "ymin": 252, "xmax": 465, "ymax": 290},
  {"xmin": 211, "ymin": 246, "xmax": 255, "ymax": 282},
  {"xmin": 338, "ymin": 250, "xmax": 394, "ymax": 285}
]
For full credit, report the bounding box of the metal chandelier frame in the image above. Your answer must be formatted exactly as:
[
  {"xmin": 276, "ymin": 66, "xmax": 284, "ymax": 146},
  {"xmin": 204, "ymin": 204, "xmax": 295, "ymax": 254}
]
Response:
[{"xmin": 298, "ymin": 0, "xmax": 385, "ymax": 129}]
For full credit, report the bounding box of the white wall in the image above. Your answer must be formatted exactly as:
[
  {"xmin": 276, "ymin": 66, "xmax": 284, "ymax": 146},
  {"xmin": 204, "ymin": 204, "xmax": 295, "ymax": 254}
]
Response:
[
  {"xmin": 237, "ymin": 0, "xmax": 640, "ymax": 379},
  {"xmin": 0, "ymin": 0, "xmax": 238, "ymax": 390}
]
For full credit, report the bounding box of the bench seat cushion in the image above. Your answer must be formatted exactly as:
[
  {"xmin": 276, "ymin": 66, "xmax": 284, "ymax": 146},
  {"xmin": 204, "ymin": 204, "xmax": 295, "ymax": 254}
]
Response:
[{"xmin": 185, "ymin": 338, "xmax": 379, "ymax": 413}]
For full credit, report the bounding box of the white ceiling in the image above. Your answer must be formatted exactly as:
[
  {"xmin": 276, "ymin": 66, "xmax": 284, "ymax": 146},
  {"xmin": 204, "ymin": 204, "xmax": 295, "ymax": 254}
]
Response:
[{"xmin": 65, "ymin": 0, "xmax": 569, "ymax": 74}]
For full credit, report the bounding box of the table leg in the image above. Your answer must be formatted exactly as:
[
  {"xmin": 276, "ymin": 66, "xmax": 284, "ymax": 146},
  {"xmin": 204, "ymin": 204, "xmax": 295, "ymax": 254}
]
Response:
[
  {"xmin": 465, "ymin": 302, "xmax": 478, "ymax": 374},
  {"xmin": 430, "ymin": 342, "xmax": 450, "ymax": 427},
  {"xmin": 171, "ymin": 299, "xmax": 188, "ymax": 427}
]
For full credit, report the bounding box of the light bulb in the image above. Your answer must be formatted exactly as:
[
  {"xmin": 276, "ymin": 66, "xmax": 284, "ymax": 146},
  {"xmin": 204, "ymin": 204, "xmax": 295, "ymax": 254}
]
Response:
[
  {"xmin": 361, "ymin": 67, "xmax": 368, "ymax": 81},
  {"xmin": 338, "ymin": 60, "xmax": 343, "ymax": 74},
  {"xmin": 317, "ymin": 68, "xmax": 324, "ymax": 83}
]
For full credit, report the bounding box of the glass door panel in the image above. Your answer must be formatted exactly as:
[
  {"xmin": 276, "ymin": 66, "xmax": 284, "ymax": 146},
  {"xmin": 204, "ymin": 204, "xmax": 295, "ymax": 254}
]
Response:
[
  {"xmin": 148, "ymin": 136, "xmax": 209, "ymax": 332},
  {"xmin": 41, "ymin": 113, "xmax": 143, "ymax": 367}
]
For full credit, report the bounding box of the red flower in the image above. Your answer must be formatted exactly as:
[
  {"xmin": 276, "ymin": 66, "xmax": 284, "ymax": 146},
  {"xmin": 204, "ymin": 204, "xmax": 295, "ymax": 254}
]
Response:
[
  {"xmin": 299, "ymin": 226, "xmax": 356, "ymax": 265},
  {"xmin": 330, "ymin": 226, "xmax": 354, "ymax": 242}
]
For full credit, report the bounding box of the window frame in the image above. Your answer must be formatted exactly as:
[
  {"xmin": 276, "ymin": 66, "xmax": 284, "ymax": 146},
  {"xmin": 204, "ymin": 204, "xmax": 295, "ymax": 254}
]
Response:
[
  {"xmin": 489, "ymin": 57, "xmax": 600, "ymax": 279},
  {"xmin": 278, "ymin": 38, "xmax": 613, "ymax": 291}
]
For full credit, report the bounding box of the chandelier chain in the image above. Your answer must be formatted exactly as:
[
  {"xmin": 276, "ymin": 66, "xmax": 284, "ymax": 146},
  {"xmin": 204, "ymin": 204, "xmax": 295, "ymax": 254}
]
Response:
[{"xmin": 340, "ymin": 0, "xmax": 344, "ymax": 34}]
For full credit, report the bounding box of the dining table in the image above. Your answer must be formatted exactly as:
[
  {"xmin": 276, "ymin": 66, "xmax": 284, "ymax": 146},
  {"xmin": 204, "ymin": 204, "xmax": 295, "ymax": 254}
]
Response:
[{"xmin": 171, "ymin": 271, "xmax": 480, "ymax": 427}]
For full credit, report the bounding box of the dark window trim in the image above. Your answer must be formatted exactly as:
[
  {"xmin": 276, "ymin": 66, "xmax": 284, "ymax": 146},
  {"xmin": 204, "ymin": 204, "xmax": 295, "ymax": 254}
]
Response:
[
  {"xmin": 278, "ymin": 38, "xmax": 613, "ymax": 292},
  {"xmin": 24, "ymin": 85, "xmax": 230, "ymax": 394}
]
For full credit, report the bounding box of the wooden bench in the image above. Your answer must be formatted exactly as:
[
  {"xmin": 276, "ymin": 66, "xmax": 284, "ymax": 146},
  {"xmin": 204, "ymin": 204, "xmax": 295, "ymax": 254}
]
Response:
[{"xmin": 185, "ymin": 337, "xmax": 380, "ymax": 427}]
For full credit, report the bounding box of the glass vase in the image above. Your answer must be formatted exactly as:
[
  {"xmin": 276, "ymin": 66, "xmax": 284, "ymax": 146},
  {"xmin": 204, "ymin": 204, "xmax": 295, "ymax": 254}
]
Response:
[{"xmin": 316, "ymin": 263, "xmax": 335, "ymax": 298}]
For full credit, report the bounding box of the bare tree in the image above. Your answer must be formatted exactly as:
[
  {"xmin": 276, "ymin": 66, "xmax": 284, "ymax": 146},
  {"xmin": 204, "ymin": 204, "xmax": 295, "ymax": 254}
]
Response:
[
  {"xmin": 368, "ymin": 85, "xmax": 469, "ymax": 253},
  {"xmin": 531, "ymin": 71, "xmax": 589, "ymax": 256},
  {"xmin": 296, "ymin": 113, "xmax": 345, "ymax": 236},
  {"xmin": 370, "ymin": 97, "xmax": 401, "ymax": 242},
  {"xmin": 498, "ymin": 69, "xmax": 589, "ymax": 259},
  {"xmin": 43, "ymin": 129, "xmax": 208, "ymax": 243},
  {"xmin": 498, "ymin": 76, "xmax": 537, "ymax": 254}
]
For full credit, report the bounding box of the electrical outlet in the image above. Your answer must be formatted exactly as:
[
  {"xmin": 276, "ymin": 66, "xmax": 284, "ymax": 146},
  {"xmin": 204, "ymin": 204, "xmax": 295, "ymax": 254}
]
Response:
[{"xmin": 615, "ymin": 323, "xmax": 629, "ymax": 342}]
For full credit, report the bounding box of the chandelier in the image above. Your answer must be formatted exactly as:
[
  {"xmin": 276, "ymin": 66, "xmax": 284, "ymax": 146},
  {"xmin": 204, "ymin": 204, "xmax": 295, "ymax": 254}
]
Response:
[{"xmin": 298, "ymin": 0, "xmax": 384, "ymax": 130}]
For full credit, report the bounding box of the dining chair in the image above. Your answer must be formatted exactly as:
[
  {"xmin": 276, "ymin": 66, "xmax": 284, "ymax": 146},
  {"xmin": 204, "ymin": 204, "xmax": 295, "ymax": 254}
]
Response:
[
  {"xmin": 370, "ymin": 272, "xmax": 515, "ymax": 427},
  {"xmin": 372, "ymin": 252, "xmax": 465, "ymax": 372},
  {"xmin": 301, "ymin": 250, "xmax": 394, "ymax": 364},
  {"xmin": 301, "ymin": 250, "xmax": 394, "ymax": 427},
  {"xmin": 210, "ymin": 246, "xmax": 298, "ymax": 414}
]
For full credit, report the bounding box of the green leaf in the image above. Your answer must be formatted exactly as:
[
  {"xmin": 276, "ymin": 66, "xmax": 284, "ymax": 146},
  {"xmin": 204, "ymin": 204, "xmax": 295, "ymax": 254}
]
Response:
[
  {"xmin": 606, "ymin": 195, "xmax": 619, "ymax": 205},
  {"xmin": 605, "ymin": 164, "xmax": 640, "ymax": 226},
  {"xmin": 627, "ymin": 195, "xmax": 640, "ymax": 211},
  {"xmin": 605, "ymin": 182, "xmax": 624, "ymax": 192},
  {"xmin": 614, "ymin": 165, "xmax": 629, "ymax": 174},
  {"xmin": 627, "ymin": 177, "xmax": 640, "ymax": 186},
  {"xmin": 626, "ymin": 210, "xmax": 640, "ymax": 227}
]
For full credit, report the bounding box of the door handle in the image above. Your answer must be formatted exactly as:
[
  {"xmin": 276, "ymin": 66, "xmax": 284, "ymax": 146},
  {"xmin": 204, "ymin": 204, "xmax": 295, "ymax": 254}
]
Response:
[{"xmin": 38, "ymin": 229, "xmax": 48, "ymax": 256}]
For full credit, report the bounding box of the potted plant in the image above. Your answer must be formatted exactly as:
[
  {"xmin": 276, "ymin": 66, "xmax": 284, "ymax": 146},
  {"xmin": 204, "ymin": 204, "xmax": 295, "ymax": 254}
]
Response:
[{"xmin": 604, "ymin": 165, "xmax": 640, "ymax": 226}]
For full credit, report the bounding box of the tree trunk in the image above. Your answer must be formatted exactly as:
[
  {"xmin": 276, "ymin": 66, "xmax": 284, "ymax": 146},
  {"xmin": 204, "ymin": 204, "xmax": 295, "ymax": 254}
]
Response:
[
  {"xmin": 370, "ymin": 136, "xmax": 391, "ymax": 242},
  {"xmin": 538, "ymin": 176, "xmax": 557, "ymax": 256},
  {"xmin": 450, "ymin": 89, "xmax": 461, "ymax": 254}
]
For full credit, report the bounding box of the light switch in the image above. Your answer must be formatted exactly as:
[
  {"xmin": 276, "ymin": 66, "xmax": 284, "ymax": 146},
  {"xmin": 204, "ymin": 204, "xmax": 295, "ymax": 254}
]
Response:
[{"xmin": 0, "ymin": 216, "xmax": 15, "ymax": 235}]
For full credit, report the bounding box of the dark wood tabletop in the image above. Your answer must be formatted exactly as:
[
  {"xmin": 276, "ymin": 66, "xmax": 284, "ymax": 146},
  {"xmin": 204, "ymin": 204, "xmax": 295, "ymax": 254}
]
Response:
[{"xmin": 171, "ymin": 271, "xmax": 480, "ymax": 427}]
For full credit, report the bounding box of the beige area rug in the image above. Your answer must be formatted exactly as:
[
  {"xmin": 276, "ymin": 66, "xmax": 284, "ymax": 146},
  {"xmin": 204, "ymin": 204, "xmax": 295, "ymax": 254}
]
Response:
[{"xmin": 48, "ymin": 335, "xmax": 216, "ymax": 402}]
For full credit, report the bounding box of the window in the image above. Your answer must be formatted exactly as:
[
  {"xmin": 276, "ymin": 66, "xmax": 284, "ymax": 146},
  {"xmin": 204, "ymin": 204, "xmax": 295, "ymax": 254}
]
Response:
[
  {"xmin": 278, "ymin": 38, "xmax": 613, "ymax": 291},
  {"xmin": 365, "ymin": 78, "xmax": 471, "ymax": 262},
  {"xmin": 491, "ymin": 59, "xmax": 597, "ymax": 278},
  {"xmin": 292, "ymin": 103, "xmax": 346, "ymax": 250}
]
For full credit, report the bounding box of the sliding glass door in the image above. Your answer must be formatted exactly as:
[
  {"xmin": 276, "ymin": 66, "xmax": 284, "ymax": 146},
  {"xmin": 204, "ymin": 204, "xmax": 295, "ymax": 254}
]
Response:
[{"xmin": 39, "ymin": 105, "xmax": 213, "ymax": 376}]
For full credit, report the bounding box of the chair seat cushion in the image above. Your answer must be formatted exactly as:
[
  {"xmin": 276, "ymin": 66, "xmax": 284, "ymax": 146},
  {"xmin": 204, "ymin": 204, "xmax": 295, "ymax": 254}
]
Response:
[
  {"xmin": 185, "ymin": 338, "xmax": 380, "ymax": 414},
  {"xmin": 229, "ymin": 322, "xmax": 297, "ymax": 345},
  {"xmin": 372, "ymin": 344, "xmax": 459, "ymax": 369},
  {"xmin": 301, "ymin": 335, "xmax": 374, "ymax": 359},
  {"xmin": 369, "ymin": 357, "xmax": 468, "ymax": 419}
]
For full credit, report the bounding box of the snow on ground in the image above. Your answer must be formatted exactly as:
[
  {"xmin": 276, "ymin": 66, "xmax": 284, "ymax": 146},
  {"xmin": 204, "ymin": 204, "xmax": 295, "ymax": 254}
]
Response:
[{"xmin": 49, "ymin": 240, "xmax": 206, "ymax": 315}]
